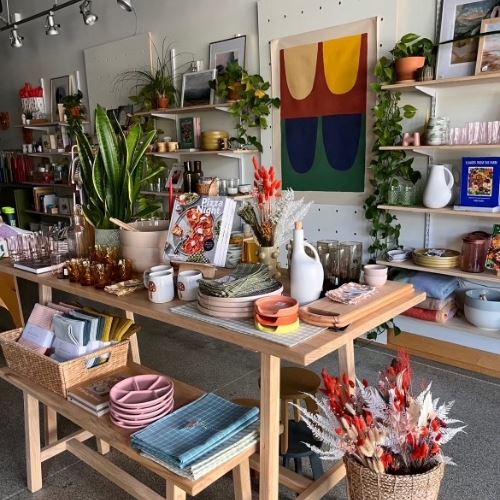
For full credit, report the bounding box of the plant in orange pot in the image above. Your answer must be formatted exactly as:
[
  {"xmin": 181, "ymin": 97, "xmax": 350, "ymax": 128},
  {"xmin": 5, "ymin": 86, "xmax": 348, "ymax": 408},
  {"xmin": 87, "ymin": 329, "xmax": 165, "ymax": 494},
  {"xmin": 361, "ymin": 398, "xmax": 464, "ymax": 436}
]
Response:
[{"xmin": 392, "ymin": 33, "xmax": 435, "ymax": 83}]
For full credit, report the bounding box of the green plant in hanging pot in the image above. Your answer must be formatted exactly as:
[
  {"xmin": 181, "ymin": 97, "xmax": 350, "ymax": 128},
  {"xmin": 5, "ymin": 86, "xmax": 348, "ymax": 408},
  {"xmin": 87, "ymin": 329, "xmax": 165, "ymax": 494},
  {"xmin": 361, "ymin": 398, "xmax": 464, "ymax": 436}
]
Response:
[
  {"xmin": 73, "ymin": 105, "xmax": 164, "ymax": 231},
  {"xmin": 210, "ymin": 62, "xmax": 280, "ymax": 152},
  {"xmin": 62, "ymin": 90, "xmax": 86, "ymax": 137},
  {"xmin": 390, "ymin": 33, "xmax": 435, "ymax": 83}
]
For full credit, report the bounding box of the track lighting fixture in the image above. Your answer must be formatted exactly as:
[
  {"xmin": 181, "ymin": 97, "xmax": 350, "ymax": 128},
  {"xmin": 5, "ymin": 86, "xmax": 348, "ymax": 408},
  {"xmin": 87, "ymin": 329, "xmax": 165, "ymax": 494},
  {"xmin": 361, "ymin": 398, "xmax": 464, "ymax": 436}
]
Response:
[
  {"xmin": 45, "ymin": 10, "xmax": 60, "ymax": 36},
  {"xmin": 80, "ymin": 0, "xmax": 97, "ymax": 25},
  {"xmin": 117, "ymin": 0, "xmax": 132, "ymax": 12},
  {"xmin": 9, "ymin": 24, "xmax": 23, "ymax": 47}
]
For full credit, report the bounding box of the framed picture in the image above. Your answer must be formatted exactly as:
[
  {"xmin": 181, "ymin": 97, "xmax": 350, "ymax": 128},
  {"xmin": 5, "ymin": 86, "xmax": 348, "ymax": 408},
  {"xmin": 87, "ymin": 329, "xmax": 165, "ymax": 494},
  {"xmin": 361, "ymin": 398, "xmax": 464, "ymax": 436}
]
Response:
[
  {"xmin": 436, "ymin": 0, "xmax": 500, "ymax": 79},
  {"xmin": 475, "ymin": 17, "xmax": 500, "ymax": 73},
  {"xmin": 167, "ymin": 164, "xmax": 184, "ymax": 191},
  {"xmin": 180, "ymin": 69, "xmax": 216, "ymax": 107},
  {"xmin": 49, "ymin": 75, "xmax": 70, "ymax": 122},
  {"xmin": 209, "ymin": 35, "xmax": 246, "ymax": 74}
]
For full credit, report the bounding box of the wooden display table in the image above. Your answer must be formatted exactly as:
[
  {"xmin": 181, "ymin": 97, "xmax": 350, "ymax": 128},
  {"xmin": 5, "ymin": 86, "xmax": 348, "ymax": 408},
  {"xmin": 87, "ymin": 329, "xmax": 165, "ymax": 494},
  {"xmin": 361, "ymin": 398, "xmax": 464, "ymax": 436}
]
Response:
[
  {"xmin": 0, "ymin": 363, "xmax": 256, "ymax": 500},
  {"xmin": 0, "ymin": 261, "xmax": 425, "ymax": 499}
]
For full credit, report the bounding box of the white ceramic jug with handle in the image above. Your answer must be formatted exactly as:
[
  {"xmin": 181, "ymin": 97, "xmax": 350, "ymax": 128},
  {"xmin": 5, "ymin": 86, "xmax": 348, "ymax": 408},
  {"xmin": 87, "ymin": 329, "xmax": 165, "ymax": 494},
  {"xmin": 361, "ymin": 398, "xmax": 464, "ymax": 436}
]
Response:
[{"xmin": 423, "ymin": 164, "xmax": 454, "ymax": 208}]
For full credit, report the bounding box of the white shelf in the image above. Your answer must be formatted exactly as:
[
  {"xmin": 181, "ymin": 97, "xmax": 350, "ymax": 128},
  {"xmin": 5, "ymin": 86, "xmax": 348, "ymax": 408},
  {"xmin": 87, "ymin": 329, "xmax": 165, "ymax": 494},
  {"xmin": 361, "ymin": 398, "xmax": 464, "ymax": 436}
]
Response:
[
  {"xmin": 381, "ymin": 72, "xmax": 500, "ymax": 93},
  {"xmin": 394, "ymin": 315, "xmax": 500, "ymax": 354},
  {"xmin": 378, "ymin": 204, "xmax": 500, "ymax": 219},
  {"xmin": 379, "ymin": 145, "xmax": 500, "ymax": 154},
  {"xmin": 15, "ymin": 122, "xmax": 89, "ymax": 131},
  {"xmin": 148, "ymin": 103, "xmax": 231, "ymax": 118},
  {"xmin": 377, "ymin": 259, "xmax": 500, "ymax": 284},
  {"xmin": 27, "ymin": 152, "xmax": 72, "ymax": 158},
  {"xmin": 149, "ymin": 150, "xmax": 255, "ymax": 160}
]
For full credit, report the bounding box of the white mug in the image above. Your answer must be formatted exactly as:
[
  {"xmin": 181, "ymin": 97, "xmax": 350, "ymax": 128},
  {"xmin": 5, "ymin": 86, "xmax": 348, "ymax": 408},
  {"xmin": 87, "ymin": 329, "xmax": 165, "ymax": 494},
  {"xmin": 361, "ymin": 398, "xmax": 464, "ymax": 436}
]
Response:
[
  {"xmin": 177, "ymin": 270, "xmax": 202, "ymax": 301},
  {"xmin": 143, "ymin": 264, "xmax": 172, "ymax": 288},
  {"xmin": 147, "ymin": 270, "xmax": 174, "ymax": 303}
]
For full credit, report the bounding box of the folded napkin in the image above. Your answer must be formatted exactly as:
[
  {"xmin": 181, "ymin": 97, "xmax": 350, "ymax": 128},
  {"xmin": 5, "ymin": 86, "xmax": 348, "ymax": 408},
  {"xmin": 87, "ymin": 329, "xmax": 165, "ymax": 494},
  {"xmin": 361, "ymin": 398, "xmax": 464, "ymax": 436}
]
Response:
[
  {"xmin": 326, "ymin": 282, "xmax": 376, "ymax": 305},
  {"xmin": 131, "ymin": 393, "xmax": 259, "ymax": 468},
  {"xmin": 141, "ymin": 422, "xmax": 259, "ymax": 480},
  {"xmin": 402, "ymin": 301, "xmax": 457, "ymax": 323},
  {"xmin": 417, "ymin": 295, "xmax": 455, "ymax": 311},
  {"xmin": 26, "ymin": 303, "xmax": 60, "ymax": 331},
  {"xmin": 394, "ymin": 271, "xmax": 459, "ymax": 300}
]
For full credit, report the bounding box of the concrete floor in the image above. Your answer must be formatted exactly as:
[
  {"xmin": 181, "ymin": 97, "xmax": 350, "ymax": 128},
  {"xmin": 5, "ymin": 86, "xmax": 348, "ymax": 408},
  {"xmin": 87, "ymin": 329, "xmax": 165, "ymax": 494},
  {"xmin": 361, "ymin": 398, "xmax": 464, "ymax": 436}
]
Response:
[{"xmin": 1, "ymin": 280, "xmax": 499, "ymax": 499}]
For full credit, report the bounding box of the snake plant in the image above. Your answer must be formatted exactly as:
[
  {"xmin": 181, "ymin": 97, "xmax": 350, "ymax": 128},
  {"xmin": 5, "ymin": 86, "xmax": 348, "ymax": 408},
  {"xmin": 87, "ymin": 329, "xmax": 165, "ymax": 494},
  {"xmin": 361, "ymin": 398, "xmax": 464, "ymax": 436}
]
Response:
[{"xmin": 74, "ymin": 104, "xmax": 164, "ymax": 229}]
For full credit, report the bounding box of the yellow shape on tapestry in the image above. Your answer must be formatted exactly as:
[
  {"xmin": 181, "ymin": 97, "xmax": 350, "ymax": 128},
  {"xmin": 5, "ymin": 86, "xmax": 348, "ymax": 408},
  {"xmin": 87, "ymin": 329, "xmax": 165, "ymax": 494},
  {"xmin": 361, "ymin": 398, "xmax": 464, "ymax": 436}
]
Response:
[
  {"xmin": 323, "ymin": 35, "xmax": 361, "ymax": 95},
  {"xmin": 283, "ymin": 43, "xmax": 318, "ymax": 100}
]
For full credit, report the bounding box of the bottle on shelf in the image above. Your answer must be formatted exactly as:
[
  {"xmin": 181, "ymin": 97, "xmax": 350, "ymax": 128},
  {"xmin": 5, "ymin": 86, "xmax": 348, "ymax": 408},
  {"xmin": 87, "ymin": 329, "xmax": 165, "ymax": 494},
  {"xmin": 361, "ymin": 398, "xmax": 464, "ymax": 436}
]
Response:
[
  {"xmin": 67, "ymin": 205, "xmax": 92, "ymax": 258},
  {"xmin": 183, "ymin": 161, "xmax": 194, "ymax": 193},
  {"xmin": 192, "ymin": 160, "xmax": 203, "ymax": 192}
]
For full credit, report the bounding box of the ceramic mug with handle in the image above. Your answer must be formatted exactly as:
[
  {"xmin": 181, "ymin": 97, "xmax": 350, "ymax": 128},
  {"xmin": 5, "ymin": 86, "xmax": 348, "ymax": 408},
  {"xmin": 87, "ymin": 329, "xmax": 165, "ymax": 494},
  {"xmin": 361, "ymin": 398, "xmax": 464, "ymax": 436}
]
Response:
[
  {"xmin": 143, "ymin": 264, "xmax": 172, "ymax": 287},
  {"xmin": 177, "ymin": 270, "xmax": 202, "ymax": 301},
  {"xmin": 147, "ymin": 270, "xmax": 174, "ymax": 303},
  {"xmin": 167, "ymin": 141, "xmax": 179, "ymax": 152}
]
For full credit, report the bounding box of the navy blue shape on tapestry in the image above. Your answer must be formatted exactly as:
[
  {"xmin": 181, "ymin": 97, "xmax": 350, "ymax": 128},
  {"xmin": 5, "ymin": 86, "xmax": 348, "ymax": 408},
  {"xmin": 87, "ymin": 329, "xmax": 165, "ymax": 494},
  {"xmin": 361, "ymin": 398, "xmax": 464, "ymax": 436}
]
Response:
[
  {"xmin": 323, "ymin": 114, "xmax": 363, "ymax": 171},
  {"xmin": 284, "ymin": 117, "xmax": 318, "ymax": 173}
]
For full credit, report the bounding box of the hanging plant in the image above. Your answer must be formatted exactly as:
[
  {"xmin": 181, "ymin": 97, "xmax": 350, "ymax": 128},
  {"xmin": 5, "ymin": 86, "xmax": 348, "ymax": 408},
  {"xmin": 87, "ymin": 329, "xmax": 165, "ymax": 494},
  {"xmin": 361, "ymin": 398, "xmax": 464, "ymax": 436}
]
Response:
[{"xmin": 364, "ymin": 55, "xmax": 421, "ymax": 262}]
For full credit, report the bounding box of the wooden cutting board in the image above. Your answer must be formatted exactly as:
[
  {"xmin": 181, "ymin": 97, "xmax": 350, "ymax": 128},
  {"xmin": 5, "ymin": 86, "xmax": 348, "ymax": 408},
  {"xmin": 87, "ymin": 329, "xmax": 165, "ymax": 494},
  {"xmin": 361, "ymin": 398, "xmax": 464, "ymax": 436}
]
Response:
[{"xmin": 299, "ymin": 281, "xmax": 416, "ymax": 328}]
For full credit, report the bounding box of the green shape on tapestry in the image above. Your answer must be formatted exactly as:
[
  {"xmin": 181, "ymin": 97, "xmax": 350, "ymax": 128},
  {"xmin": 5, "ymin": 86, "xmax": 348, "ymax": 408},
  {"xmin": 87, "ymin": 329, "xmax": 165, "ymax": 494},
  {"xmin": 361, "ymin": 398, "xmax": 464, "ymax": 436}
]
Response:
[{"xmin": 281, "ymin": 115, "xmax": 366, "ymax": 192}]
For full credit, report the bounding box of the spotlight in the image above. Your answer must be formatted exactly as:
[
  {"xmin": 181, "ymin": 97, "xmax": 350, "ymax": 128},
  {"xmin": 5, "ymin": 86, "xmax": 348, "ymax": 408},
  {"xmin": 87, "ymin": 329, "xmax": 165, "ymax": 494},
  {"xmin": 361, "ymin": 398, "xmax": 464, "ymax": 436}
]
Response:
[
  {"xmin": 9, "ymin": 25, "xmax": 23, "ymax": 48},
  {"xmin": 80, "ymin": 0, "xmax": 97, "ymax": 25},
  {"xmin": 117, "ymin": 0, "xmax": 132, "ymax": 12},
  {"xmin": 45, "ymin": 10, "xmax": 60, "ymax": 36}
]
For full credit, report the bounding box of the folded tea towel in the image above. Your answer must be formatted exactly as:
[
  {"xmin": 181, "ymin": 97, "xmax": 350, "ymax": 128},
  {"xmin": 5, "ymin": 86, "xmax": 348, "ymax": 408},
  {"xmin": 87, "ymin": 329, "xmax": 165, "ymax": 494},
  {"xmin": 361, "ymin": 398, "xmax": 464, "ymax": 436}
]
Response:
[
  {"xmin": 131, "ymin": 393, "xmax": 259, "ymax": 468},
  {"xmin": 141, "ymin": 421, "xmax": 259, "ymax": 480},
  {"xmin": 417, "ymin": 295, "xmax": 455, "ymax": 311},
  {"xmin": 394, "ymin": 271, "xmax": 459, "ymax": 300},
  {"xmin": 402, "ymin": 301, "xmax": 457, "ymax": 323},
  {"xmin": 26, "ymin": 303, "xmax": 60, "ymax": 330}
]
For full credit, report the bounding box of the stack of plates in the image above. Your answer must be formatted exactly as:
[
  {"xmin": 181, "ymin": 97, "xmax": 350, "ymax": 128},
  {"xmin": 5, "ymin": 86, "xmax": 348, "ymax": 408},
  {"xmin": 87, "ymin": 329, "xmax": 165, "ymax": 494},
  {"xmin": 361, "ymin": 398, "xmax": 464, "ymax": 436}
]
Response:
[
  {"xmin": 201, "ymin": 130, "xmax": 229, "ymax": 151},
  {"xmin": 226, "ymin": 243, "xmax": 243, "ymax": 268},
  {"xmin": 254, "ymin": 296, "xmax": 300, "ymax": 334},
  {"xmin": 197, "ymin": 284, "xmax": 284, "ymax": 319},
  {"xmin": 109, "ymin": 374, "xmax": 174, "ymax": 431},
  {"xmin": 413, "ymin": 248, "xmax": 460, "ymax": 269}
]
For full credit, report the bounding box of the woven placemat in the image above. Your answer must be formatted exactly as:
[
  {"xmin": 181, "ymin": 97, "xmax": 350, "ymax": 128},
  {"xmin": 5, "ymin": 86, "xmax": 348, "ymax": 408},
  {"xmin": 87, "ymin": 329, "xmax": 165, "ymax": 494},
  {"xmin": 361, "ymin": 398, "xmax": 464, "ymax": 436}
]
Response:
[{"xmin": 171, "ymin": 303, "xmax": 327, "ymax": 347}]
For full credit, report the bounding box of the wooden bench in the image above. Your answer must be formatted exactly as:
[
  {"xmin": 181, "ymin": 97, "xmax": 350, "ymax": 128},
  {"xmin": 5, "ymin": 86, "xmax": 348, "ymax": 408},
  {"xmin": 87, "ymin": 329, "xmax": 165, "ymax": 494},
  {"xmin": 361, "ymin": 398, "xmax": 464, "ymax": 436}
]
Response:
[{"xmin": 0, "ymin": 363, "xmax": 256, "ymax": 500}]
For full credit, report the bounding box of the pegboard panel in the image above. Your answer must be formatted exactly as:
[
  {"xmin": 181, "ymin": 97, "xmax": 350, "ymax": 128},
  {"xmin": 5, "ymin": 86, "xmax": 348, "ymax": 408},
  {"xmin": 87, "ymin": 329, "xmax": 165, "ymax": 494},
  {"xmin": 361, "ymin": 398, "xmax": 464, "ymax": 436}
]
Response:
[{"xmin": 84, "ymin": 33, "xmax": 152, "ymax": 128}]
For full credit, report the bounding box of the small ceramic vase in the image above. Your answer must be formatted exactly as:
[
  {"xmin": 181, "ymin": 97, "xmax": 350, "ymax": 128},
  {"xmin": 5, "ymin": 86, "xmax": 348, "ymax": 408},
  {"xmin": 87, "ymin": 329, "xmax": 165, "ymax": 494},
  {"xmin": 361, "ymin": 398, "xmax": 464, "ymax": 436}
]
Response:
[{"xmin": 258, "ymin": 246, "xmax": 281, "ymax": 279}]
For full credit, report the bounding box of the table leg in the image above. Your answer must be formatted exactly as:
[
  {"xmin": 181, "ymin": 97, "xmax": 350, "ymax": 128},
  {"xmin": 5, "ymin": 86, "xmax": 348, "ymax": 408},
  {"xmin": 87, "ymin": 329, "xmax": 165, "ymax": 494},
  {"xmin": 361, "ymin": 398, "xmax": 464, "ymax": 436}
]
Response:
[
  {"xmin": 96, "ymin": 439, "xmax": 110, "ymax": 455},
  {"xmin": 233, "ymin": 460, "xmax": 252, "ymax": 500},
  {"xmin": 338, "ymin": 339, "xmax": 356, "ymax": 381},
  {"xmin": 24, "ymin": 392, "xmax": 42, "ymax": 492},
  {"xmin": 166, "ymin": 482, "xmax": 186, "ymax": 500},
  {"xmin": 43, "ymin": 406, "xmax": 58, "ymax": 445},
  {"xmin": 38, "ymin": 283, "xmax": 52, "ymax": 305},
  {"xmin": 259, "ymin": 353, "xmax": 281, "ymax": 500},
  {"xmin": 126, "ymin": 311, "xmax": 141, "ymax": 364}
]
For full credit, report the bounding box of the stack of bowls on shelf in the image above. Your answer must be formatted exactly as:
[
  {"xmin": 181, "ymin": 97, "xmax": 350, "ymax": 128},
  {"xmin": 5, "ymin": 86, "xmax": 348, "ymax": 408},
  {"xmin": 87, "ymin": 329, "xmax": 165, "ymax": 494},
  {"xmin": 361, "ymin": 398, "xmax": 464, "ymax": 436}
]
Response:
[
  {"xmin": 363, "ymin": 264, "xmax": 388, "ymax": 287},
  {"xmin": 254, "ymin": 296, "xmax": 299, "ymax": 334},
  {"xmin": 413, "ymin": 248, "xmax": 460, "ymax": 269},
  {"xmin": 109, "ymin": 374, "xmax": 174, "ymax": 431},
  {"xmin": 464, "ymin": 289, "xmax": 500, "ymax": 331},
  {"xmin": 200, "ymin": 130, "xmax": 229, "ymax": 151},
  {"xmin": 226, "ymin": 233, "xmax": 244, "ymax": 268}
]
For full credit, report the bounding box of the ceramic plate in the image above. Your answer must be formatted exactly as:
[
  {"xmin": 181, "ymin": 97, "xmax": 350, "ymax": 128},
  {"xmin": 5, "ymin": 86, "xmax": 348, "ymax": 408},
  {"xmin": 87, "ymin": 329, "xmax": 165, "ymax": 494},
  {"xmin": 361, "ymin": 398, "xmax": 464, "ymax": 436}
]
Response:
[
  {"xmin": 110, "ymin": 400, "xmax": 174, "ymax": 424},
  {"xmin": 197, "ymin": 285, "xmax": 283, "ymax": 305},
  {"xmin": 110, "ymin": 394, "xmax": 173, "ymax": 415},
  {"xmin": 197, "ymin": 302, "xmax": 254, "ymax": 318},
  {"xmin": 110, "ymin": 374, "xmax": 174, "ymax": 408}
]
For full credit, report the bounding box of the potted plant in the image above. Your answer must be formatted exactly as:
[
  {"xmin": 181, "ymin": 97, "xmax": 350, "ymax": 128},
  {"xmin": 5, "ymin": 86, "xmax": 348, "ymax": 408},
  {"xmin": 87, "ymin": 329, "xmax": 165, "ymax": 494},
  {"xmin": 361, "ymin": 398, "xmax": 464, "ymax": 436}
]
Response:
[
  {"xmin": 210, "ymin": 62, "xmax": 280, "ymax": 152},
  {"xmin": 62, "ymin": 90, "xmax": 86, "ymax": 137},
  {"xmin": 389, "ymin": 33, "xmax": 434, "ymax": 83},
  {"xmin": 298, "ymin": 352, "xmax": 465, "ymax": 500},
  {"xmin": 73, "ymin": 104, "xmax": 164, "ymax": 245},
  {"xmin": 156, "ymin": 75, "xmax": 176, "ymax": 109}
]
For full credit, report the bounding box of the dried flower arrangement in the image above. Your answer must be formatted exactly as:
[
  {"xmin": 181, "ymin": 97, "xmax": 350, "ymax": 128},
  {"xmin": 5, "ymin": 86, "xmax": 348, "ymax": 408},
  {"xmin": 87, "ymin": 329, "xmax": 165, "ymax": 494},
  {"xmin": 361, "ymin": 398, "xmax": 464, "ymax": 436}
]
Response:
[
  {"xmin": 297, "ymin": 352, "xmax": 465, "ymax": 475},
  {"xmin": 238, "ymin": 157, "xmax": 312, "ymax": 247}
]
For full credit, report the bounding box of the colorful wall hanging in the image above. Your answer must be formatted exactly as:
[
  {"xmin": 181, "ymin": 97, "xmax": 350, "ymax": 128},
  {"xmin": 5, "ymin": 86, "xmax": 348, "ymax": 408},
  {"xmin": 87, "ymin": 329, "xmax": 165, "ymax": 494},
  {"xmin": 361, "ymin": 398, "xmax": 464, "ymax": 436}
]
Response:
[{"xmin": 280, "ymin": 34, "xmax": 367, "ymax": 192}]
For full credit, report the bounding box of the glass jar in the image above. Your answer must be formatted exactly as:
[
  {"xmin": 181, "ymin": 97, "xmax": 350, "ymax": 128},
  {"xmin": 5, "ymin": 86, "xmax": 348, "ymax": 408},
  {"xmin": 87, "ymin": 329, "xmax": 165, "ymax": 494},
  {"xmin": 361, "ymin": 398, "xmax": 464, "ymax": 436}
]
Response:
[
  {"xmin": 338, "ymin": 241, "xmax": 363, "ymax": 285},
  {"xmin": 67, "ymin": 205, "xmax": 91, "ymax": 258},
  {"xmin": 460, "ymin": 231, "xmax": 491, "ymax": 273},
  {"xmin": 317, "ymin": 240, "xmax": 339, "ymax": 290}
]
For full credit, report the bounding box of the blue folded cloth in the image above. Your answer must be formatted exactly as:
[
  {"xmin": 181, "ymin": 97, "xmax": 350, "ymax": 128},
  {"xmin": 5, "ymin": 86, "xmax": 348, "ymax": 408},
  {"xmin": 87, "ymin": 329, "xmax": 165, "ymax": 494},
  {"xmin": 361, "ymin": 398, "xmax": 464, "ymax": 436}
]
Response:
[
  {"xmin": 131, "ymin": 393, "xmax": 259, "ymax": 468},
  {"xmin": 396, "ymin": 271, "xmax": 459, "ymax": 300}
]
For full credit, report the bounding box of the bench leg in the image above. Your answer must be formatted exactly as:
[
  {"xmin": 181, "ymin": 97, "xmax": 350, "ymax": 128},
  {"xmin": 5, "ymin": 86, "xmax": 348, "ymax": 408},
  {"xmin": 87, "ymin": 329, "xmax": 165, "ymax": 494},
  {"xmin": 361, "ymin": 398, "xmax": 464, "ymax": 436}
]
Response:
[
  {"xmin": 233, "ymin": 460, "xmax": 252, "ymax": 500},
  {"xmin": 24, "ymin": 392, "xmax": 42, "ymax": 492},
  {"xmin": 96, "ymin": 439, "xmax": 110, "ymax": 455},
  {"xmin": 166, "ymin": 482, "xmax": 186, "ymax": 500},
  {"xmin": 43, "ymin": 405, "xmax": 58, "ymax": 445}
]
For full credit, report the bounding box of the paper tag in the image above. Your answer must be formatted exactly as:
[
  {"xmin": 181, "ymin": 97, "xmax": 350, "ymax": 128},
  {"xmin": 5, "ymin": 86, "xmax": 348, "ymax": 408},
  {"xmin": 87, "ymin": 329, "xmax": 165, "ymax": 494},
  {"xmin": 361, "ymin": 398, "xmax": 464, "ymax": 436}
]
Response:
[{"xmin": 19, "ymin": 323, "xmax": 54, "ymax": 348}]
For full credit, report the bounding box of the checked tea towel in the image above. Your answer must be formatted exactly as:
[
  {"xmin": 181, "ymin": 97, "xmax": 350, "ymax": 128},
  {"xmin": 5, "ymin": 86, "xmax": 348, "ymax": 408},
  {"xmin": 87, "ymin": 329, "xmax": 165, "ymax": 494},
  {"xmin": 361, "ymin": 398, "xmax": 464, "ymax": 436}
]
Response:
[{"xmin": 131, "ymin": 393, "xmax": 259, "ymax": 468}]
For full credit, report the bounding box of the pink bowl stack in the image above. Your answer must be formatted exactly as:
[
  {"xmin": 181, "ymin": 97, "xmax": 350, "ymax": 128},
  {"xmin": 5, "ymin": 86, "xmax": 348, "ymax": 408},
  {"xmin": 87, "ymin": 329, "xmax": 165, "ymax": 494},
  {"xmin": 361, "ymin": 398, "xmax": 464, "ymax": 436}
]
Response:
[{"xmin": 109, "ymin": 374, "xmax": 175, "ymax": 430}]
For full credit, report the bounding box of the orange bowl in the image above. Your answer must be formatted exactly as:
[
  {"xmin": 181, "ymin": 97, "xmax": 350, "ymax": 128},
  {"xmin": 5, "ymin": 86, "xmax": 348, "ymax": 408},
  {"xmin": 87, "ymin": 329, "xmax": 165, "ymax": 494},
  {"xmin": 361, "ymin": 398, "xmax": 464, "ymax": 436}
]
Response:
[
  {"xmin": 255, "ymin": 312, "xmax": 298, "ymax": 326},
  {"xmin": 254, "ymin": 296, "xmax": 298, "ymax": 318}
]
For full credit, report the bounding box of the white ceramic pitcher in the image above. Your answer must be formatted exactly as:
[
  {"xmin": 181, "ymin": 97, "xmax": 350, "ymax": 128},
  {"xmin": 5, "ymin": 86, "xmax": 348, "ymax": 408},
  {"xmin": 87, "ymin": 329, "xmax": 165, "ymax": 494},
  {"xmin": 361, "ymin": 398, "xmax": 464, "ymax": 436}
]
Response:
[{"xmin": 423, "ymin": 164, "xmax": 454, "ymax": 208}]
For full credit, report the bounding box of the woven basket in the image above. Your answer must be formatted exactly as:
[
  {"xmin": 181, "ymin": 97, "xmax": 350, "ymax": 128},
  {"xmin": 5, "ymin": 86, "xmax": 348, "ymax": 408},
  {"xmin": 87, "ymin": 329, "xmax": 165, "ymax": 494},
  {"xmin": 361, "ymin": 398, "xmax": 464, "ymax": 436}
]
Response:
[
  {"xmin": 0, "ymin": 328, "xmax": 129, "ymax": 397},
  {"xmin": 344, "ymin": 457, "xmax": 445, "ymax": 500}
]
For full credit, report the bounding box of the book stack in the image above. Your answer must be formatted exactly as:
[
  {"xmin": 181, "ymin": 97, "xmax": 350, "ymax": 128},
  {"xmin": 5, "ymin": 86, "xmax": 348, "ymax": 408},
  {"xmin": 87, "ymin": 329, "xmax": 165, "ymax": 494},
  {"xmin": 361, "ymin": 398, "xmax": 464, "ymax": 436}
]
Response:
[{"xmin": 454, "ymin": 157, "xmax": 500, "ymax": 212}]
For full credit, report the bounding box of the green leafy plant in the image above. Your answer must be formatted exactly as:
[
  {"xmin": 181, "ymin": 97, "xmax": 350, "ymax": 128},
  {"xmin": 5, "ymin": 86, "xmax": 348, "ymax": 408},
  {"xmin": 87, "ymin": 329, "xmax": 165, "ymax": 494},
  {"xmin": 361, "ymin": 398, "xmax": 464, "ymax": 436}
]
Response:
[
  {"xmin": 62, "ymin": 90, "xmax": 86, "ymax": 137},
  {"xmin": 391, "ymin": 33, "xmax": 435, "ymax": 64},
  {"xmin": 210, "ymin": 62, "xmax": 280, "ymax": 152},
  {"xmin": 73, "ymin": 105, "xmax": 164, "ymax": 229},
  {"xmin": 116, "ymin": 39, "xmax": 193, "ymax": 110}
]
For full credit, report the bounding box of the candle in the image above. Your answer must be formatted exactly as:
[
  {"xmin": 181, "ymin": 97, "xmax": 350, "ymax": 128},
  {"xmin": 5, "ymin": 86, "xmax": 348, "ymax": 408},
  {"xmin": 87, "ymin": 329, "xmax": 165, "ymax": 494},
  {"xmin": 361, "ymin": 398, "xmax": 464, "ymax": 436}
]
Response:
[{"xmin": 75, "ymin": 70, "xmax": 81, "ymax": 91}]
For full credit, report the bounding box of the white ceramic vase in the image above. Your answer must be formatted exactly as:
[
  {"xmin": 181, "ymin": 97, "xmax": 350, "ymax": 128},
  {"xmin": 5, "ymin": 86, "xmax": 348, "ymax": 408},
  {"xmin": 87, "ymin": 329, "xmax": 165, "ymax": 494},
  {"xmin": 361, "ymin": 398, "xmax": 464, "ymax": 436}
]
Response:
[{"xmin": 423, "ymin": 164, "xmax": 454, "ymax": 209}]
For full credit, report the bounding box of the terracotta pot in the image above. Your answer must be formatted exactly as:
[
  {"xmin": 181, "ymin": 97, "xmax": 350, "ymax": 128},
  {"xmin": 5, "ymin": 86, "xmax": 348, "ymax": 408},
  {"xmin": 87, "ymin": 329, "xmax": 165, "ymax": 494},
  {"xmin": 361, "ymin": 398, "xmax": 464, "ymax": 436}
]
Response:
[
  {"xmin": 70, "ymin": 107, "xmax": 81, "ymax": 117},
  {"xmin": 157, "ymin": 95, "xmax": 170, "ymax": 109},
  {"xmin": 228, "ymin": 82, "xmax": 242, "ymax": 101},
  {"xmin": 395, "ymin": 56, "xmax": 426, "ymax": 83}
]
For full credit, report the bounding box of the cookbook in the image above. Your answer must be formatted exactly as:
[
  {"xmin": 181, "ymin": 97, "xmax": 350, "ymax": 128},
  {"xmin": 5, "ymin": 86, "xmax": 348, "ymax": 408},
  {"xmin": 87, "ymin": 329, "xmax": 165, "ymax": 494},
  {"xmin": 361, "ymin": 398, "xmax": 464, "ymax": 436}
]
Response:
[
  {"xmin": 166, "ymin": 194, "xmax": 236, "ymax": 266},
  {"xmin": 460, "ymin": 157, "xmax": 500, "ymax": 207}
]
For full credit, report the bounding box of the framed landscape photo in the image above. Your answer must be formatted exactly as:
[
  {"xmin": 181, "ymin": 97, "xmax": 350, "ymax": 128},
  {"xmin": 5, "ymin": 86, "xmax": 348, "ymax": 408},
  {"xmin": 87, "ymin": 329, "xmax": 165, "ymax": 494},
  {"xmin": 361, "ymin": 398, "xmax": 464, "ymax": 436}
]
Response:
[
  {"xmin": 475, "ymin": 17, "xmax": 500, "ymax": 73},
  {"xmin": 436, "ymin": 0, "xmax": 500, "ymax": 79},
  {"xmin": 50, "ymin": 75, "xmax": 70, "ymax": 122},
  {"xmin": 180, "ymin": 69, "xmax": 216, "ymax": 107},
  {"xmin": 209, "ymin": 35, "xmax": 246, "ymax": 74}
]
